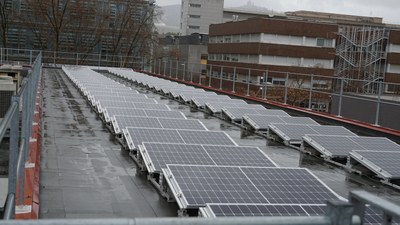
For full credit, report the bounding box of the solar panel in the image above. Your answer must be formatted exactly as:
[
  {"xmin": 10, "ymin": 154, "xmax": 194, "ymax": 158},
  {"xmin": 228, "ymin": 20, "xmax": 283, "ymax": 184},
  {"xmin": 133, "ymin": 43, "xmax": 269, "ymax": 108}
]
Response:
[
  {"xmin": 241, "ymin": 167, "xmax": 339, "ymax": 204},
  {"xmin": 140, "ymin": 143, "xmax": 276, "ymax": 173},
  {"xmin": 303, "ymin": 135, "xmax": 400, "ymax": 158},
  {"xmin": 113, "ymin": 116, "xmax": 207, "ymax": 134},
  {"xmin": 202, "ymin": 204, "xmax": 397, "ymax": 225},
  {"xmin": 177, "ymin": 130, "xmax": 237, "ymax": 146},
  {"xmin": 164, "ymin": 165, "xmax": 340, "ymax": 209},
  {"xmin": 158, "ymin": 118, "xmax": 207, "ymax": 130},
  {"xmin": 202, "ymin": 146, "xmax": 276, "ymax": 167},
  {"xmin": 203, "ymin": 204, "xmax": 324, "ymax": 217},
  {"xmin": 222, "ymin": 108, "xmax": 288, "ymax": 122},
  {"xmin": 205, "ymin": 102, "xmax": 259, "ymax": 113},
  {"xmin": 243, "ymin": 114, "xmax": 318, "ymax": 130},
  {"xmin": 124, "ymin": 128, "xmax": 237, "ymax": 150},
  {"xmin": 132, "ymin": 103, "xmax": 170, "ymax": 111},
  {"xmin": 144, "ymin": 110, "xmax": 186, "ymax": 119},
  {"xmin": 350, "ymin": 150, "xmax": 400, "ymax": 179},
  {"xmin": 269, "ymin": 124, "xmax": 356, "ymax": 145}
]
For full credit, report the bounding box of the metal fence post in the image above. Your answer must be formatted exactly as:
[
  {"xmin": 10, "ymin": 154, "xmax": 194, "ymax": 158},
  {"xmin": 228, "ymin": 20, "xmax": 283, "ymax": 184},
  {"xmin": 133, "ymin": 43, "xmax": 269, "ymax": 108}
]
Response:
[
  {"xmin": 219, "ymin": 66, "xmax": 224, "ymax": 90},
  {"xmin": 374, "ymin": 81, "xmax": 383, "ymax": 126},
  {"xmin": 98, "ymin": 53, "xmax": 101, "ymax": 69},
  {"xmin": 175, "ymin": 60, "xmax": 179, "ymax": 80},
  {"xmin": 338, "ymin": 78, "xmax": 344, "ymax": 117},
  {"xmin": 284, "ymin": 72, "xmax": 289, "ymax": 104},
  {"xmin": 208, "ymin": 64, "xmax": 213, "ymax": 87},
  {"xmin": 169, "ymin": 60, "xmax": 172, "ymax": 77},
  {"xmin": 190, "ymin": 64, "xmax": 193, "ymax": 83},
  {"xmin": 163, "ymin": 60, "xmax": 166, "ymax": 76},
  {"xmin": 198, "ymin": 64, "xmax": 202, "ymax": 85},
  {"xmin": 76, "ymin": 53, "xmax": 79, "ymax": 65},
  {"xmin": 8, "ymin": 96, "xmax": 20, "ymax": 198},
  {"xmin": 232, "ymin": 67, "xmax": 236, "ymax": 93},
  {"xmin": 0, "ymin": 48, "xmax": 3, "ymax": 64},
  {"xmin": 182, "ymin": 62, "xmax": 186, "ymax": 81},
  {"xmin": 29, "ymin": 50, "xmax": 33, "ymax": 65},
  {"xmin": 158, "ymin": 59, "xmax": 161, "ymax": 74},
  {"xmin": 308, "ymin": 74, "xmax": 314, "ymax": 110},
  {"xmin": 246, "ymin": 69, "xmax": 251, "ymax": 96},
  {"xmin": 53, "ymin": 51, "xmax": 56, "ymax": 65},
  {"xmin": 264, "ymin": 70, "xmax": 269, "ymax": 99}
]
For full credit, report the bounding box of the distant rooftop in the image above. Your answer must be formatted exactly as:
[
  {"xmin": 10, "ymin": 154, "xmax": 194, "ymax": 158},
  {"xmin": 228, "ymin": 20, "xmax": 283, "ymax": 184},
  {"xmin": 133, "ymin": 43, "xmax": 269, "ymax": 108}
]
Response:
[
  {"xmin": 286, "ymin": 10, "xmax": 384, "ymax": 25},
  {"xmin": 224, "ymin": 2, "xmax": 285, "ymax": 17}
]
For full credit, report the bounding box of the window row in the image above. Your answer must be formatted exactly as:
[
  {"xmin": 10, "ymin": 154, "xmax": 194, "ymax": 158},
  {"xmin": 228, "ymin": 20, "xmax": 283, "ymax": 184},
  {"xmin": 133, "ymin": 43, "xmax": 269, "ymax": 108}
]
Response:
[
  {"xmin": 208, "ymin": 54, "xmax": 333, "ymax": 69},
  {"xmin": 209, "ymin": 33, "xmax": 335, "ymax": 48}
]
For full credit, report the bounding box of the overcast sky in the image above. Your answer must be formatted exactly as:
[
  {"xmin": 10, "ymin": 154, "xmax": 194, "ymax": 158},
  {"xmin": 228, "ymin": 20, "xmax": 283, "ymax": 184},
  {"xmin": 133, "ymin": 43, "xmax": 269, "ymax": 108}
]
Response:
[{"xmin": 156, "ymin": 0, "xmax": 400, "ymax": 24}]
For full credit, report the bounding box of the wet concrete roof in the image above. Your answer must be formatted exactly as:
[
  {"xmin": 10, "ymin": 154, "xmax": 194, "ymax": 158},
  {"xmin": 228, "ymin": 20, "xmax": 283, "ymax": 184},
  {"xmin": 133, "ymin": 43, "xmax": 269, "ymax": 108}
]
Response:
[{"xmin": 40, "ymin": 68, "xmax": 400, "ymax": 219}]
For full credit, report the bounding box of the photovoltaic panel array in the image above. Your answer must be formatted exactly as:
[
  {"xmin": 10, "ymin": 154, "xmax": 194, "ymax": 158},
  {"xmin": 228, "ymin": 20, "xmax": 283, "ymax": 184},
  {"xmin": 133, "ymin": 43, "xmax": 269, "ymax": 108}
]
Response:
[
  {"xmin": 205, "ymin": 102, "xmax": 263, "ymax": 114},
  {"xmin": 222, "ymin": 108, "xmax": 289, "ymax": 122},
  {"xmin": 112, "ymin": 115, "xmax": 207, "ymax": 134},
  {"xmin": 269, "ymin": 124, "xmax": 356, "ymax": 145},
  {"xmin": 104, "ymin": 107, "xmax": 185, "ymax": 123},
  {"xmin": 303, "ymin": 135, "xmax": 400, "ymax": 158},
  {"xmin": 350, "ymin": 150, "xmax": 400, "ymax": 179},
  {"xmin": 243, "ymin": 114, "xmax": 318, "ymax": 130},
  {"xmin": 201, "ymin": 204, "xmax": 399, "ymax": 225},
  {"xmin": 163, "ymin": 165, "xmax": 340, "ymax": 209},
  {"xmin": 139, "ymin": 143, "xmax": 276, "ymax": 173},
  {"xmin": 124, "ymin": 128, "xmax": 237, "ymax": 150}
]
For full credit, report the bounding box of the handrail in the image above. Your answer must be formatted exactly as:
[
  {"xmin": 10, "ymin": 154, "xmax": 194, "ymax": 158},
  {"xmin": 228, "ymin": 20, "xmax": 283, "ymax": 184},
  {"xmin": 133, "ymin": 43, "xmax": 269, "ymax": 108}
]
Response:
[{"xmin": 1, "ymin": 51, "xmax": 42, "ymax": 219}]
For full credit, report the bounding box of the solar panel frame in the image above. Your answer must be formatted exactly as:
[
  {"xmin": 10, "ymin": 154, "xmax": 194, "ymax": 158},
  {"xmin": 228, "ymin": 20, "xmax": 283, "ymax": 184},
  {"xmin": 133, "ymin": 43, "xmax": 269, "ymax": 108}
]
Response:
[
  {"xmin": 124, "ymin": 128, "xmax": 237, "ymax": 150},
  {"xmin": 303, "ymin": 135, "xmax": 400, "ymax": 158},
  {"xmin": 139, "ymin": 143, "xmax": 277, "ymax": 173},
  {"xmin": 349, "ymin": 150, "xmax": 400, "ymax": 179},
  {"xmin": 163, "ymin": 165, "xmax": 342, "ymax": 209},
  {"xmin": 269, "ymin": 124, "xmax": 356, "ymax": 145}
]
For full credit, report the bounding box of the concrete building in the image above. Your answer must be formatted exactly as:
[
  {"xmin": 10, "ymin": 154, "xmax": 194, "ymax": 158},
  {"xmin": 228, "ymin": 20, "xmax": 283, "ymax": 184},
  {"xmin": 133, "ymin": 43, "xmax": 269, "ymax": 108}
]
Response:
[
  {"xmin": 208, "ymin": 17, "xmax": 337, "ymax": 83},
  {"xmin": 180, "ymin": 0, "xmax": 224, "ymax": 35}
]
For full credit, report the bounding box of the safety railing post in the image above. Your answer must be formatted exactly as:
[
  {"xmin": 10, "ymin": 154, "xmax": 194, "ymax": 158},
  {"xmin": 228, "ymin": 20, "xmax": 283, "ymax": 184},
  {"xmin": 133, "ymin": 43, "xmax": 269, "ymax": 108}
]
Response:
[
  {"xmin": 374, "ymin": 80, "xmax": 383, "ymax": 126},
  {"xmin": 76, "ymin": 53, "xmax": 79, "ymax": 65},
  {"xmin": 338, "ymin": 78, "xmax": 344, "ymax": 117},
  {"xmin": 182, "ymin": 62, "xmax": 186, "ymax": 81},
  {"xmin": 158, "ymin": 59, "xmax": 161, "ymax": 75},
  {"xmin": 163, "ymin": 60, "xmax": 166, "ymax": 76},
  {"xmin": 190, "ymin": 64, "xmax": 193, "ymax": 83},
  {"xmin": 175, "ymin": 60, "xmax": 179, "ymax": 79},
  {"xmin": 8, "ymin": 97, "xmax": 20, "ymax": 197},
  {"xmin": 219, "ymin": 66, "xmax": 224, "ymax": 90},
  {"xmin": 263, "ymin": 70, "xmax": 268, "ymax": 99},
  {"xmin": 308, "ymin": 74, "xmax": 314, "ymax": 110},
  {"xmin": 284, "ymin": 72, "xmax": 289, "ymax": 104},
  {"xmin": 232, "ymin": 67, "xmax": 236, "ymax": 93},
  {"xmin": 169, "ymin": 60, "xmax": 172, "ymax": 77},
  {"xmin": 208, "ymin": 64, "xmax": 213, "ymax": 87},
  {"xmin": 246, "ymin": 69, "xmax": 251, "ymax": 96},
  {"xmin": 29, "ymin": 50, "xmax": 33, "ymax": 65}
]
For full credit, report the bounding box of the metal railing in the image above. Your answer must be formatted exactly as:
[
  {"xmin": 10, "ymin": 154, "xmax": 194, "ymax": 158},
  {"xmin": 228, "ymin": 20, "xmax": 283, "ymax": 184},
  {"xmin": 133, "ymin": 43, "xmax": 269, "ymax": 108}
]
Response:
[
  {"xmin": 148, "ymin": 58, "xmax": 400, "ymax": 130},
  {"xmin": 1, "ymin": 52, "xmax": 42, "ymax": 219},
  {"xmin": 0, "ymin": 191, "xmax": 399, "ymax": 225}
]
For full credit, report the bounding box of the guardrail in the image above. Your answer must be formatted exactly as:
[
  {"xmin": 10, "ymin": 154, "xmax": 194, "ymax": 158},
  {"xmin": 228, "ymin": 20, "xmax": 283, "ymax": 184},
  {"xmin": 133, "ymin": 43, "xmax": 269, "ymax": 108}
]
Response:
[
  {"xmin": 0, "ymin": 191, "xmax": 399, "ymax": 225},
  {"xmin": 1, "ymin": 52, "xmax": 42, "ymax": 219}
]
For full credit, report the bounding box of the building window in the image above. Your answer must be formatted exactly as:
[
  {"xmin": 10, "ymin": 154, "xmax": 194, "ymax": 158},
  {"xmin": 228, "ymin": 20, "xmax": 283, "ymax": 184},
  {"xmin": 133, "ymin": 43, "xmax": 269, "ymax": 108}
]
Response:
[
  {"xmin": 189, "ymin": 3, "xmax": 201, "ymax": 8},
  {"xmin": 316, "ymin": 38, "xmax": 333, "ymax": 47},
  {"xmin": 188, "ymin": 25, "xmax": 200, "ymax": 29},
  {"xmin": 272, "ymin": 78, "xmax": 286, "ymax": 86},
  {"xmin": 189, "ymin": 14, "xmax": 201, "ymax": 18}
]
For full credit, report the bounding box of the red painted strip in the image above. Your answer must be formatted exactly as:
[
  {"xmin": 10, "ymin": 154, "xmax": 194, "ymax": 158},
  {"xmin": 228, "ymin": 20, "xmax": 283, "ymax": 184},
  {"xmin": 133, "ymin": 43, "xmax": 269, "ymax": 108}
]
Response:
[{"xmin": 140, "ymin": 71, "xmax": 400, "ymax": 137}]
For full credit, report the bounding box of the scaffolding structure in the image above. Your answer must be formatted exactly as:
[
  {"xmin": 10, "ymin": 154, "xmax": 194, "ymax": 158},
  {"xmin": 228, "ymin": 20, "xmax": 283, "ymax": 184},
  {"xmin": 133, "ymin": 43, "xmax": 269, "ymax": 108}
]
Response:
[{"xmin": 335, "ymin": 26, "xmax": 389, "ymax": 93}]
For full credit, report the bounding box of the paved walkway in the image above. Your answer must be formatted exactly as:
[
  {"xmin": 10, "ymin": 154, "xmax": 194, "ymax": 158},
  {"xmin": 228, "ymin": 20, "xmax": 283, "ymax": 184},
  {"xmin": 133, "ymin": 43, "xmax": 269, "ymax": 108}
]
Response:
[{"xmin": 39, "ymin": 68, "xmax": 177, "ymax": 218}]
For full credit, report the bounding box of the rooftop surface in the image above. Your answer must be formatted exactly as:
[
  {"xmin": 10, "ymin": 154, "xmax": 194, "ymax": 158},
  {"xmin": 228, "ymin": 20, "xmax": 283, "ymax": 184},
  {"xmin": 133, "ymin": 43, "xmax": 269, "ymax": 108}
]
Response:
[{"xmin": 39, "ymin": 68, "xmax": 400, "ymax": 219}]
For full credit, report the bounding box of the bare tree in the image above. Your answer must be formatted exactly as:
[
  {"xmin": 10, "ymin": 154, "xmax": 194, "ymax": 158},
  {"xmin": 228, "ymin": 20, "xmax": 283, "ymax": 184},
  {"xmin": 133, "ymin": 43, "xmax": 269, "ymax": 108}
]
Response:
[{"xmin": 0, "ymin": 0, "xmax": 8, "ymax": 47}]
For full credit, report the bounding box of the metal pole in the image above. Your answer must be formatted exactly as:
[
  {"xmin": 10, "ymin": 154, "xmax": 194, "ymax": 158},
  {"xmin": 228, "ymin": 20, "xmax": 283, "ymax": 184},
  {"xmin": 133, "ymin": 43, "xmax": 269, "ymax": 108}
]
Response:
[
  {"xmin": 29, "ymin": 50, "xmax": 33, "ymax": 65},
  {"xmin": 208, "ymin": 64, "xmax": 213, "ymax": 87},
  {"xmin": 175, "ymin": 60, "xmax": 178, "ymax": 79},
  {"xmin": 182, "ymin": 62, "xmax": 186, "ymax": 81},
  {"xmin": 284, "ymin": 72, "xmax": 289, "ymax": 104},
  {"xmin": 308, "ymin": 74, "xmax": 314, "ymax": 110},
  {"xmin": 219, "ymin": 66, "xmax": 223, "ymax": 90},
  {"xmin": 163, "ymin": 61, "xmax": 166, "ymax": 76},
  {"xmin": 263, "ymin": 70, "xmax": 268, "ymax": 99},
  {"xmin": 3, "ymin": 193, "xmax": 15, "ymax": 220},
  {"xmin": 98, "ymin": 53, "xmax": 101, "ymax": 69},
  {"xmin": 158, "ymin": 59, "xmax": 161, "ymax": 74},
  {"xmin": 53, "ymin": 51, "xmax": 56, "ymax": 65},
  {"xmin": 1, "ymin": 48, "xmax": 3, "ymax": 64},
  {"xmin": 8, "ymin": 96, "xmax": 19, "ymax": 198},
  {"xmin": 246, "ymin": 69, "xmax": 251, "ymax": 96},
  {"xmin": 198, "ymin": 64, "xmax": 202, "ymax": 85},
  {"xmin": 190, "ymin": 64, "xmax": 193, "ymax": 83},
  {"xmin": 232, "ymin": 67, "xmax": 236, "ymax": 93},
  {"xmin": 338, "ymin": 78, "xmax": 344, "ymax": 117},
  {"xmin": 374, "ymin": 80, "xmax": 382, "ymax": 126},
  {"xmin": 76, "ymin": 53, "xmax": 79, "ymax": 65},
  {"xmin": 169, "ymin": 60, "xmax": 172, "ymax": 77}
]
